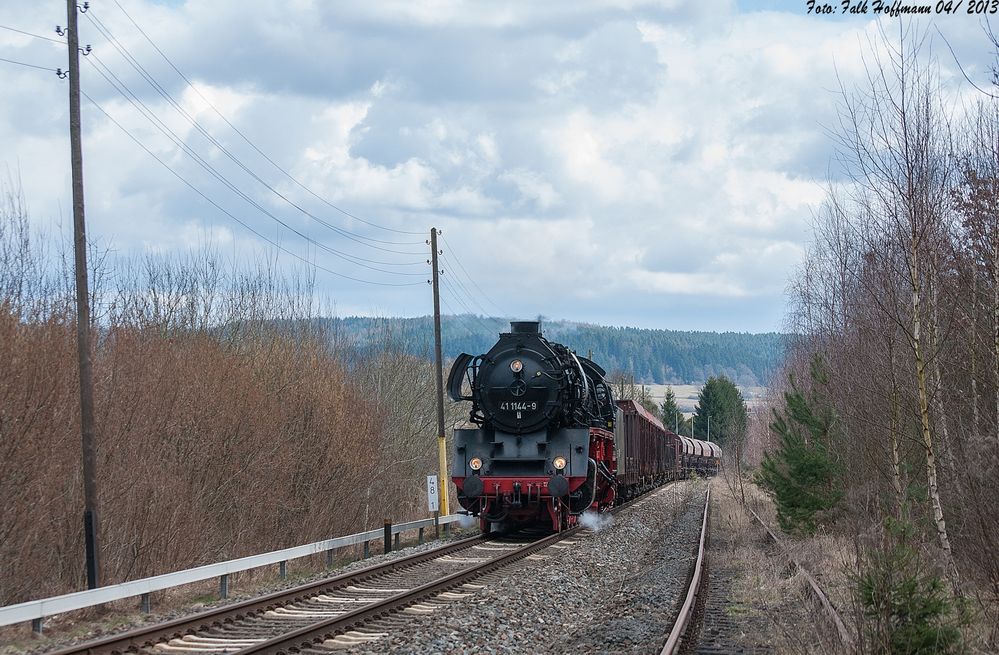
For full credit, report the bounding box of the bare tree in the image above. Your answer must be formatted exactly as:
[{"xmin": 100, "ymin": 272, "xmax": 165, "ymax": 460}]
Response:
[{"xmin": 833, "ymin": 26, "xmax": 960, "ymax": 585}]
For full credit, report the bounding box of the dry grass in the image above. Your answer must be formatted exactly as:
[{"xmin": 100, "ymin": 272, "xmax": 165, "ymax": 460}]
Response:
[{"xmin": 711, "ymin": 474, "xmax": 853, "ymax": 655}]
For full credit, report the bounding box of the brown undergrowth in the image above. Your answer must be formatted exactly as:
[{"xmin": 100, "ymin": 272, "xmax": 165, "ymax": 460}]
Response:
[{"xmin": 0, "ymin": 189, "xmax": 446, "ymax": 622}]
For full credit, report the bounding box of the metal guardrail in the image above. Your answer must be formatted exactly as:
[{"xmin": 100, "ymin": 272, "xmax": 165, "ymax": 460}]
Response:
[{"xmin": 0, "ymin": 514, "xmax": 464, "ymax": 630}]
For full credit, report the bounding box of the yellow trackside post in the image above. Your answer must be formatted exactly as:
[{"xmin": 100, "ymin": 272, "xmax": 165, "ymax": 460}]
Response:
[{"xmin": 437, "ymin": 433, "xmax": 449, "ymax": 516}]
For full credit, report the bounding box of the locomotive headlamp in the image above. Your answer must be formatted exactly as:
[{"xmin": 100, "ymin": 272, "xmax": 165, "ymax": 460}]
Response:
[
  {"xmin": 552, "ymin": 456, "xmax": 567, "ymax": 471},
  {"xmin": 509, "ymin": 359, "xmax": 524, "ymax": 373},
  {"xmin": 469, "ymin": 457, "xmax": 483, "ymax": 471}
]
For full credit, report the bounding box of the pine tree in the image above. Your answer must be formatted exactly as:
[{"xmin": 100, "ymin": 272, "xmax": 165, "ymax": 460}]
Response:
[
  {"xmin": 660, "ymin": 387, "xmax": 687, "ymax": 435},
  {"xmin": 691, "ymin": 376, "xmax": 746, "ymax": 445},
  {"xmin": 756, "ymin": 356, "xmax": 843, "ymax": 536},
  {"xmin": 855, "ymin": 519, "xmax": 966, "ymax": 654}
]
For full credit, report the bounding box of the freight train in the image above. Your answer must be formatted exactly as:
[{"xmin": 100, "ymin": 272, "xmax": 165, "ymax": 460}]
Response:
[{"xmin": 447, "ymin": 321, "xmax": 721, "ymax": 532}]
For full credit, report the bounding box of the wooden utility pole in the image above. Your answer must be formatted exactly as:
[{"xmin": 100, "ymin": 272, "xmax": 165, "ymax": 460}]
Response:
[
  {"xmin": 66, "ymin": 0, "xmax": 101, "ymax": 589},
  {"xmin": 430, "ymin": 228, "xmax": 449, "ymax": 516}
]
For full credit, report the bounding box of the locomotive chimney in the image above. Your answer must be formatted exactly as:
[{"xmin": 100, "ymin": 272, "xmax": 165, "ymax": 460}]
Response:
[{"xmin": 510, "ymin": 320, "xmax": 541, "ymax": 334}]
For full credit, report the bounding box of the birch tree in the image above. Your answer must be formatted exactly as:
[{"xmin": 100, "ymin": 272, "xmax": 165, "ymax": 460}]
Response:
[{"xmin": 835, "ymin": 29, "xmax": 960, "ymax": 583}]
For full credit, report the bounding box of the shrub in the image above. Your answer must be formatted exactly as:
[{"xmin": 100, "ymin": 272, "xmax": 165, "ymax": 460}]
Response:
[
  {"xmin": 0, "ymin": 191, "xmax": 442, "ymax": 603},
  {"xmin": 855, "ymin": 520, "xmax": 967, "ymax": 655}
]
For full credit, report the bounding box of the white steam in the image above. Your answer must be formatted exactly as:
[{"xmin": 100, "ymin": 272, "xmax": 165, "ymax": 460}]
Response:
[
  {"xmin": 578, "ymin": 511, "xmax": 614, "ymax": 532},
  {"xmin": 458, "ymin": 513, "xmax": 478, "ymax": 528}
]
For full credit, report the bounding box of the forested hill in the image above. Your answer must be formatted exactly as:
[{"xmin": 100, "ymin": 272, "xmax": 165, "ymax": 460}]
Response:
[{"xmin": 324, "ymin": 316, "xmax": 784, "ymax": 387}]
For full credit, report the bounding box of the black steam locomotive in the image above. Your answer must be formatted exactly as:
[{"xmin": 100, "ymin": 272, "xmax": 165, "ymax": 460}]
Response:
[
  {"xmin": 447, "ymin": 321, "xmax": 721, "ymax": 531},
  {"xmin": 447, "ymin": 321, "xmax": 617, "ymax": 531}
]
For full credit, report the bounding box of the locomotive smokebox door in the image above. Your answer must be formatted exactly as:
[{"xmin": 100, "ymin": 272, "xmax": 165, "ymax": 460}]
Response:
[{"xmin": 473, "ymin": 323, "xmax": 566, "ymax": 434}]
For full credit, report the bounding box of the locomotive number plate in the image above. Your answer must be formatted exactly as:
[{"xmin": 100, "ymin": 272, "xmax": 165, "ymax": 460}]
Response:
[{"xmin": 499, "ymin": 401, "xmax": 538, "ymax": 411}]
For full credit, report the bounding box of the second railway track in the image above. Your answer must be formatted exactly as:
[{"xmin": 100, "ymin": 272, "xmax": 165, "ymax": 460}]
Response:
[{"xmin": 671, "ymin": 479, "xmax": 853, "ymax": 655}]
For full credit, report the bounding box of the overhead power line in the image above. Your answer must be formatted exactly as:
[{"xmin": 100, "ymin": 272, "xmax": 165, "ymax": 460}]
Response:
[
  {"xmin": 0, "ymin": 55, "xmax": 59, "ymax": 72},
  {"xmin": 0, "ymin": 24, "xmax": 65, "ymax": 44},
  {"xmin": 84, "ymin": 11, "xmax": 425, "ymax": 256},
  {"xmin": 84, "ymin": 53, "xmax": 424, "ymax": 277},
  {"xmin": 439, "ymin": 275, "xmax": 494, "ymax": 334},
  {"xmin": 107, "ymin": 0, "xmax": 425, "ymax": 237},
  {"xmin": 439, "ymin": 234, "xmax": 505, "ymax": 317},
  {"xmin": 439, "ymin": 252, "xmax": 501, "ymax": 319},
  {"xmin": 438, "ymin": 296, "xmax": 481, "ymax": 336},
  {"xmin": 82, "ymin": 89, "xmax": 424, "ymax": 288}
]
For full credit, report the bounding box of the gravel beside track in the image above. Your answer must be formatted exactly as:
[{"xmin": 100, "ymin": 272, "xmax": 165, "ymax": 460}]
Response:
[{"xmin": 340, "ymin": 479, "xmax": 708, "ymax": 655}]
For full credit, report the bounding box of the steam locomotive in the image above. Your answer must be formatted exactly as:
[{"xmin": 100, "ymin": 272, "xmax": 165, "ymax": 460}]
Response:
[{"xmin": 447, "ymin": 321, "xmax": 721, "ymax": 532}]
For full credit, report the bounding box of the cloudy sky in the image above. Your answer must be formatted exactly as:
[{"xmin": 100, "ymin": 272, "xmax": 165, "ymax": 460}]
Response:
[{"xmin": 0, "ymin": 1, "xmax": 993, "ymax": 332}]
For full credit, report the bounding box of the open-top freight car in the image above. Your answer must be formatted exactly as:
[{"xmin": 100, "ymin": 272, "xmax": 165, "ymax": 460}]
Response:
[{"xmin": 613, "ymin": 399, "xmax": 678, "ymax": 500}]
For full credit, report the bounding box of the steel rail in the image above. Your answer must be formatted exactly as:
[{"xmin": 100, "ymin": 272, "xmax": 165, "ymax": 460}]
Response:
[
  {"xmin": 52, "ymin": 479, "xmax": 683, "ymax": 655},
  {"xmin": 2, "ymin": 514, "xmax": 464, "ymax": 628},
  {"xmin": 238, "ymin": 478, "xmax": 683, "ymax": 655},
  {"xmin": 237, "ymin": 526, "xmax": 583, "ymax": 655},
  {"xmin": 744, "ymin": 505, "xmax": 854, "ymax": 650},
  {"xmin": 48, "ymin": 534, "xmax": 485, "ymax": 655},
  {"xmin": 660, "ymin": 485, "xmax": 711, "ymax": 655}
]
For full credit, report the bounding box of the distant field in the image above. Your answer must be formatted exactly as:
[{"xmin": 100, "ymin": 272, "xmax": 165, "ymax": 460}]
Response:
[{"xmin": 642, "ymin": 383, "xmax": 769, "ymax": 416}]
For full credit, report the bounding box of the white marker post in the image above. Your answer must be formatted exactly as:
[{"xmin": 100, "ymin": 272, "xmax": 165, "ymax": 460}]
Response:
[
  {"xmin": 426, "ymin": 474, "xmax": 440, "ymax": 513},
  {"xmin": 427, "ymin": 474, "xmax": 440, "ymax": 537}
]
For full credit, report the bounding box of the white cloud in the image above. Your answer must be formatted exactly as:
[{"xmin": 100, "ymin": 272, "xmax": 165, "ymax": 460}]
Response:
[
  {"xmin": 0, "ymin": 1, "xmax": 991, "ymax": 331},
  {"xmin": 631, "ymin": 270, "xmax": 748, "ymax": 297},
  {"xmin": 499, "ymin": 168, "xmax": 562, "ymax": 210}
]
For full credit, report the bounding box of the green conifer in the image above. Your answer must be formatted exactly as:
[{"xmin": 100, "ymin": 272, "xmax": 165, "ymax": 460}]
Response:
[
  {"xmin": 756, "ymin": 356, "xmax": 843, "ymax": 536},
  {"xmin": 691, "ymin": 376, "xmax": 747, "ymax": 445},
  {"xmin": 660, "ymin": 387, "xmax": 687, "ymax": 434}
]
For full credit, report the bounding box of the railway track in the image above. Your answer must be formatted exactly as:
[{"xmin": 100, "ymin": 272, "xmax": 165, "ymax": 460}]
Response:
[
  {"xmin": 660, "ymin": 485, "xmax": 711, "ymax": 655},
  {"xmin": 664, "ymin": 481, "xmax": 852, "ymax": 655},
  {"xmin": 236, "ymin": 528, "xmax": 582, "ymax": 654},
  {"xmin": 744, "ymin": 504, "xmax": 854, "ymax": 650},
  {"xmin": 48, "ymin": 534, "xmax": 490, "ymax": 655},
  {"xmin": 49, "ymin": 487, "xmax": 666, "ymax": 655},
  {"xmin": 46, "ymin": 482, "xmax": 691, "ymax": 655},
  {"xmin": 232, "ymin": 488, "xmax": 673, "ymax": 654}
]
